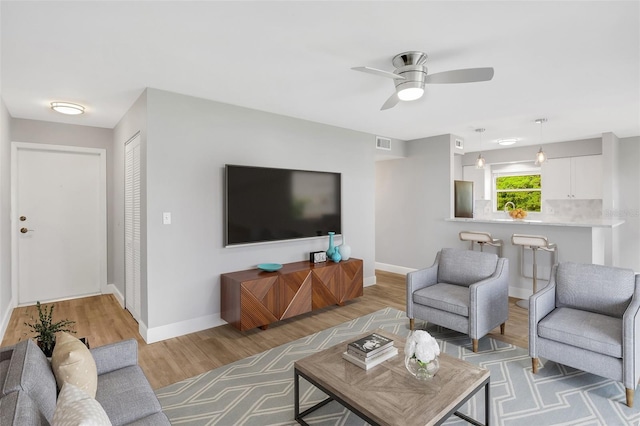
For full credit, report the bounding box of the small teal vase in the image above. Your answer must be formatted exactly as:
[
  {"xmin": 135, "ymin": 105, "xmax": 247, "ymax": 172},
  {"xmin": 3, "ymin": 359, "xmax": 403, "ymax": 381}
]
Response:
[
  {"xmin": 326, "ymin": 232, "xmax": 336, "ymax": 258},
  {"xmin": 331, "ymin": 249, "xmax": 342, "ymax": 263}
]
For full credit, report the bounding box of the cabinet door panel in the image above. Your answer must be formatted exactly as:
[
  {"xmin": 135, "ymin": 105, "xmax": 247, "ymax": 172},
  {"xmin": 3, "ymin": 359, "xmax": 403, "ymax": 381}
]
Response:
[
  {"xmin": 311, "ymin": 264, "xmax": 341, "ymax": 309},
  {"xmin": 280, "ymin": 271, "xmax": 312, "ymax": 319},
  {"xmin": 241, "ymin": 277, "xmax": 279, "ymax": 330},
  {"xmin": 572, "ymin": 155, "xmax": 602, "ymax": 199},
  {"xmin": 340, "ymin": 259, "xmax": 364, "ymax": 302},
  {"xmin": 542, "ymin": 158, "xmax": 571, "ymax": 200}
]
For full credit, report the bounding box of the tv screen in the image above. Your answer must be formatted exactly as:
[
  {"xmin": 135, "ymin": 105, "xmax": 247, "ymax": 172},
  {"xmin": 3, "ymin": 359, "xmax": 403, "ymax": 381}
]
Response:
[{"xmin": 225, "ymin": 165, "xmax": 341, "ymax": 246}]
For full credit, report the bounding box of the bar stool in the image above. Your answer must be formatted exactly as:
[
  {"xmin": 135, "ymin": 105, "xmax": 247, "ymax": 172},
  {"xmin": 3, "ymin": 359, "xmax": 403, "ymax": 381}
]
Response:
[
  {"xmin": 511, "ymin": 234, "xmax": 558, "ymax": 309},
  {"xmin": 459, "ymin": 231, "xmax": 503, "ymax": 257}
]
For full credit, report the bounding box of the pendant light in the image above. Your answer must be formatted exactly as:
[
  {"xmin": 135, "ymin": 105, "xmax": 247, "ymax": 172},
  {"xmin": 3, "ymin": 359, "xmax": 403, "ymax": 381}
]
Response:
[
  {"xmin": 475, "ymin": 128, "xmax": 486, "ymax": 169},
  {"xmin": 534, "ymin": 118, "xmax": 547, "ymax": 165}
]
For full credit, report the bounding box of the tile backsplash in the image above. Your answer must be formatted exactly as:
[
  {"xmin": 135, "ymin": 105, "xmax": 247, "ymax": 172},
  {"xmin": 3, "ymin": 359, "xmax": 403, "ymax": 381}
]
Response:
[
  {"xmin": 473, "ymin": 199, "xmax": 603, "ymax": 219},
  {"xmin": 544, "ymin": 199, "xmax": 602, "ymax": 219}
]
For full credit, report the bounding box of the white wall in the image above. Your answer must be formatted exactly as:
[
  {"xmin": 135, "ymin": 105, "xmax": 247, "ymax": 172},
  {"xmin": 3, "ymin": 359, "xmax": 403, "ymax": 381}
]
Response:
[
  {"xmin": 115, "ymin": 88, "xmax": 376, "ymax": 342},
  {"xmin": 0, "ymin": 100, "xmax": 12, "ymax": 337}
]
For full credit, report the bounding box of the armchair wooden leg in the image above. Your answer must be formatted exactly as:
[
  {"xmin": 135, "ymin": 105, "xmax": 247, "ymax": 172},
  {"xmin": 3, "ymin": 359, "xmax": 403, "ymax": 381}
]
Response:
[
  {"xmin": 500, "ymin": 323, "xmax": 505, "ymax": 335},
  {"xmin": 409, "ymin": 318, "xmax": 415, "ymax": 330},
  {"xmin": 627, "ymin": 388, "xmax": 634, "ymax": 408},
  {"xmin": 472, "ymin": 339, "xmax": 478, "ymax": 353},
  {"xmin": 532, "ymin": 358, "xmax": 538, "ymax": 374}
]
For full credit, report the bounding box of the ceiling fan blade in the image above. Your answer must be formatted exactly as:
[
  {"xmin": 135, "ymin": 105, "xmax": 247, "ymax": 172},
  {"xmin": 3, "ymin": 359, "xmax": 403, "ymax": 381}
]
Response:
[
  {"xmin": 352, "ymin": 66, "xmax": 406, "ymax": 80},
  {"xmin": 425, "ymin": 67, "xmax": 494, "ymax": 84},
  {"xmin": 381, "ymin": 92, "xmax": 400, "ymax": 110}
]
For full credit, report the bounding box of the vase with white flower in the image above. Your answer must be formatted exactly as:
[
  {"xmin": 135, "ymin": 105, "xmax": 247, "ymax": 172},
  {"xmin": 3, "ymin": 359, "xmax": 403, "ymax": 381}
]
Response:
[{"xmin": 404, "ymin": 330, "xmax": 441, "ymax": 380}]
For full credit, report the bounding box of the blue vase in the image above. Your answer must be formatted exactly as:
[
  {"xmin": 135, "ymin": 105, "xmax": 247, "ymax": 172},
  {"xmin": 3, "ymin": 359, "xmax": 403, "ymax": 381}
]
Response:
[
  {"xmin": 331, "ymin": 249, "xmax": 342, "ymax": 263},
  {"xmin": 326, "ymin": 232, "xmax": 336, "ymax": 258}
]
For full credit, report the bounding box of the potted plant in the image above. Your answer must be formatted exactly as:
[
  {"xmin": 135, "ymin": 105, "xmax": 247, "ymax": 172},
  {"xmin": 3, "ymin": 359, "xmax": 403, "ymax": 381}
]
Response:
[{"xmin": 24, "ymin": 301, "xmax": 76, "ymax": 357}]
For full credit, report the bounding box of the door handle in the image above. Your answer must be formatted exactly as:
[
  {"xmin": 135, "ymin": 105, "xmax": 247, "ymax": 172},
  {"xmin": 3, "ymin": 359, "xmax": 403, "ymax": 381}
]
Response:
[{"xmin": 20, "ymin": 228, "xmax": 35, "ymax": 234}]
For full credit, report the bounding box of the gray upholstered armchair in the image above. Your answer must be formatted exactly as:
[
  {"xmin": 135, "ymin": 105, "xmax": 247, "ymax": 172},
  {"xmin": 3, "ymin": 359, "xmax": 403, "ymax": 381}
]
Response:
[
  {"xmin": 530, "ymin": 262, "xmax": 640, "ymax": 407},
  {"xmin": 406, "ymin": 248, "xmax": 509, "ymax": 353}
]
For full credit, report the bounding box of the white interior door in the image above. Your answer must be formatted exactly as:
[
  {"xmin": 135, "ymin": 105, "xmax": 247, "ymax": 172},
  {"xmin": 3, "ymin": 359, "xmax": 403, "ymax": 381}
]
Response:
[
  {"xmin": 12, "ymin": 142, "xmax": 107, "ymax": 305},
  {"xmin": 125, "ymin": 134, "xmax": 142, "ymax": 322}
]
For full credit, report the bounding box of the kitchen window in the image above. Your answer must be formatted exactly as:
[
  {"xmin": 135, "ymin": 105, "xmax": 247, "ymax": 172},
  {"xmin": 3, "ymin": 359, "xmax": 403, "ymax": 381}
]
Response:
[{"xmin": 494, "ymin": 173, "xmax": 541, "ymax": 212}]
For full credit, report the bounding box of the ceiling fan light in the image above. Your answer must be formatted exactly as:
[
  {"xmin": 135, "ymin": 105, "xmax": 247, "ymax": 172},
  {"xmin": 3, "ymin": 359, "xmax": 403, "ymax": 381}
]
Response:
[
  {"xmin": 50, "ymin": 102, "xmax": 85, "ymax": 115},
  {"xmin": 397, "ymin": 87, "xmax": 424, "ymax": 101}
]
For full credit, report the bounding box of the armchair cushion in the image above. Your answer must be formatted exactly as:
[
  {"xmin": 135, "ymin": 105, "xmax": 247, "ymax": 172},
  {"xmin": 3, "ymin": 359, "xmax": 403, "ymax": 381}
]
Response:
[
  {"xmin": 437, "ymin": 248, "xmax": 498, "ymax": 287},
  {"xmin": 556, "ymin": 262, "xmax": 635, "ymax": 318},
  {"xmin": 538, "ymin": 307, "xmax": 622, "ymax": 358},
  {"xmin": 413, "ymin": 283, "xmax": 469, "ymax": 317}
]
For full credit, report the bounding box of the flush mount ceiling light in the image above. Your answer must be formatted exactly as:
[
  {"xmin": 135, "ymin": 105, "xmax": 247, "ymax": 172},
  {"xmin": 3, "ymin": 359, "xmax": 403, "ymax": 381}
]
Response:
[
  {"xmin": 475, "ymin": 128, "xmax": 486, "ymax": 169},
  {"xmin": 50, "ymin": 102, "xmax": 85, "ymax": 115},
  {"xmin": 498, "ymin": 138, "xmax": 517, "ymax": 146},
  {"xmin": 534, "ymin": 118, "xmax": 548, "ymax": 166}
]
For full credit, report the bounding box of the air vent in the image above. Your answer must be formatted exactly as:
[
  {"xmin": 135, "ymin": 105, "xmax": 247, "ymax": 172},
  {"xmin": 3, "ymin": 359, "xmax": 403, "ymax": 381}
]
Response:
[
  {"xmin": 376, "ymin": 136, "xmax": 391, "ymax": 150},
  {"xmin": 455, "ymin": 139, "xmax": 464, "ymax": 149}
]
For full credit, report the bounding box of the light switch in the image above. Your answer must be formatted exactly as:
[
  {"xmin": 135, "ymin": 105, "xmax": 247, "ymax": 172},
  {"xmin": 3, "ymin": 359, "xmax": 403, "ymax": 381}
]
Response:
[{"xmin": 163, "ymin": 212, "xmax": 171, "ymax": 225}]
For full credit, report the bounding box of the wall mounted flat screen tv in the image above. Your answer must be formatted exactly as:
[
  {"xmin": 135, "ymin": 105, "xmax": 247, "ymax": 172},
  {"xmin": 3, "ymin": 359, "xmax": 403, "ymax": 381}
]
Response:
[{"xmin": 225, "ymin": 165, "xmax": 341, "ymax": 246}]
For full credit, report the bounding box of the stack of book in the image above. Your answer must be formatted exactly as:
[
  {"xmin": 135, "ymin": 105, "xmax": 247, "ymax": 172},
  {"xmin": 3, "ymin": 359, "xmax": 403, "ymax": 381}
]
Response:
[{"xmin": 342, "ymin": 332, "xmax": 398, "ymax": 370}]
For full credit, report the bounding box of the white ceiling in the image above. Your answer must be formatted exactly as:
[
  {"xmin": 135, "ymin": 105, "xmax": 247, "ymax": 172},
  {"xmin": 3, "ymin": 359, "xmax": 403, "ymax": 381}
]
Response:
[{"xmin": 2, "ymin": 1, "xmax": 639, "ymax": 152}]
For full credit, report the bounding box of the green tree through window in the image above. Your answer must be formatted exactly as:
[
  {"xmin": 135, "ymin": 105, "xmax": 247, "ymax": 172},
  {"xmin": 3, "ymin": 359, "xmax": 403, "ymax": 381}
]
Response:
[{"xmin": 495, "ymin": 174, "xmax": 541, "ymax": 212}]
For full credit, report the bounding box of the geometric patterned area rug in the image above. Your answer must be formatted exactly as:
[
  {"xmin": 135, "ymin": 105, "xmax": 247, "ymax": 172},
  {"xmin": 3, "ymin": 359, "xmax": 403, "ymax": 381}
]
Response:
[{"xmin": 156, "ymin": 307, "xmax": 640, "ymax": 425}]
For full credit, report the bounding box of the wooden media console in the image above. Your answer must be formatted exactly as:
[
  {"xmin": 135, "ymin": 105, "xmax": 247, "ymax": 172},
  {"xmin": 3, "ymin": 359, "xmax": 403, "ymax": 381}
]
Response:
[{"xmin": 221, "ymin": 258, "xmax": 363, "ymax": 331}]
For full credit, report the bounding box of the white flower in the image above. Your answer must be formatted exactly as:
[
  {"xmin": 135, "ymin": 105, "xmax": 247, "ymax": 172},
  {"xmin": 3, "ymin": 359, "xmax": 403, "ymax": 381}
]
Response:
[{"xmin": 404, "ymin": 330, "xmax": 440, "ymax": 364}]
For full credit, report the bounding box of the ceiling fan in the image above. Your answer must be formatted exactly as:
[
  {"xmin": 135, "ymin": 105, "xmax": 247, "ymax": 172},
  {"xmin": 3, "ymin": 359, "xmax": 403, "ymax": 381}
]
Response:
[{"xmin": 352, "ymin": 51, "xmax": 494, "ymax": 110}]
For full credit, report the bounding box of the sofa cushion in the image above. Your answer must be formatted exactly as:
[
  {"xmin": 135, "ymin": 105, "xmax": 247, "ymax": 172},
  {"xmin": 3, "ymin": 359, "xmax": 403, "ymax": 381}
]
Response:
[
  {"xmin": 125, "ymin": 412, "xmax": 171, "ymax": 426},
  {"xmin": 0, "ymin": 391, "xmax": 48, "ymax": 426},
  {"xmin": 437, "ymin": 248, "xmax": 498, "ymax": 287},
  {"xmin": 556, "ymin": 262, "xmax": 635, "ymax": 318},
  {"xmin": 3, "ymin": 339, "xmax": 57, "ymax": 422},
  {"xmin": 53, "ymin": 383, "xmax": 111, "ymax": 426},
  {"xmin": 413, "ymin": 283, "xmax": 470, "ymax": 317},
  {"xmin": 538, "ymin": 307, "xmax": 622, "ymax": 358},
  {"xmin": 96, "ymin": 366, "xmax": 162, "ymax": 426},
  {"xmin": 52, "ymin": 332, "xmax": 98, "ymax": 398}
]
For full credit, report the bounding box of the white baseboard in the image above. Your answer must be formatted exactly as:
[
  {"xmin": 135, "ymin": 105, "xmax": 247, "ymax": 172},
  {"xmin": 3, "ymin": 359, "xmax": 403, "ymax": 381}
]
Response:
[
  {"xmin": 365, "ymin": 275, "xmax": 377, "ymax": 287},
  {"xmin": 375, "ymin": 262, "xmax": 417, "ymax": 276},
  {"xmin": 0, "ymin": 297, "xmax": 15, "ymax": 344},
  {"xmin": 143, "ymin": 314, "xmax": 227, "ymax": 344},
  {"xmin": 104, "ymin": 283, "xmax": 125, "ymax": 308}
]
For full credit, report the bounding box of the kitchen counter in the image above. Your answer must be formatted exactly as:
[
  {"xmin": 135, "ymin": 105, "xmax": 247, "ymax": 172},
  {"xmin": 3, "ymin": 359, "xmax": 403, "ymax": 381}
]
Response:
[{"xmin": 446, "ymin": 217, "xmax": 624, "ymax": 228}]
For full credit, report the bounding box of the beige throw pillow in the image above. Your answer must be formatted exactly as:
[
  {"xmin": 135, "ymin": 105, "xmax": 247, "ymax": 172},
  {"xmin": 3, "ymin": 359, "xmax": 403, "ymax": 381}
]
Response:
[
  {"xmin": 53, "ymin": 383, "xmax": 111, "ymax": 426},
  {"xmin": 51, "ymin": 332, "xmax": 98, "ymax": 398}
]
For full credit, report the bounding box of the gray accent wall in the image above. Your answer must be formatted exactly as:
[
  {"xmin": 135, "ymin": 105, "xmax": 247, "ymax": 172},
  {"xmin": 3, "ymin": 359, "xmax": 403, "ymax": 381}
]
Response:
[
  {"xmin": 618, "ymin": 136, "xmax": 640, "ymax": 272},
  {"xmin": 115, "ymin": 88, "xmax": 376, "ymax": 340},
  {"xmin": 0, "ymin": 99, "xmax": 11, "ymax": 335},
  {"xmin": 462, "ymin": 138, "xmax": 602, "ymax": 166},
  {"xmin": 113, "ymin": 90, "xmax": 148, "ymax": 323},
  {"xmin": 375, "ymin": 134, "xmax": 459, "ymax": 269}
]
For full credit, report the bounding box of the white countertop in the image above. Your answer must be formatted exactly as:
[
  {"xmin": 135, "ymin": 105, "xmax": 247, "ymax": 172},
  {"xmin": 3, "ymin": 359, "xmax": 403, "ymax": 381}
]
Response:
[{"xmin": 445, "ymin": 216, "xmax": 625, "ymax": 228}]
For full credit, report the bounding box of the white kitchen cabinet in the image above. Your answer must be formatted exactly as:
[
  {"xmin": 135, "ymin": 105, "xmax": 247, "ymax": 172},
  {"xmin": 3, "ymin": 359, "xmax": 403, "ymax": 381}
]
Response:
[{"xmin": 542, "ymin": 155, "xmax": 602, "ymax": 200}]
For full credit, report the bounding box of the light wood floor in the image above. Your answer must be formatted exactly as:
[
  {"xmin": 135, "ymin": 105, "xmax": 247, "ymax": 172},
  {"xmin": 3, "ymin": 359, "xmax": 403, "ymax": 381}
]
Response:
[{"xmin": 1, "ymin": 271, "xmax": 529, "ymax": 389}]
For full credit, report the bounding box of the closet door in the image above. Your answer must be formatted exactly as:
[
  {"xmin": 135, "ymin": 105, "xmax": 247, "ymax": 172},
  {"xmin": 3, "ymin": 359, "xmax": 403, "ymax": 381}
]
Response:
[{"xmin": 125, "ymin": 134, "xmax": 142, "ymax": 322}]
